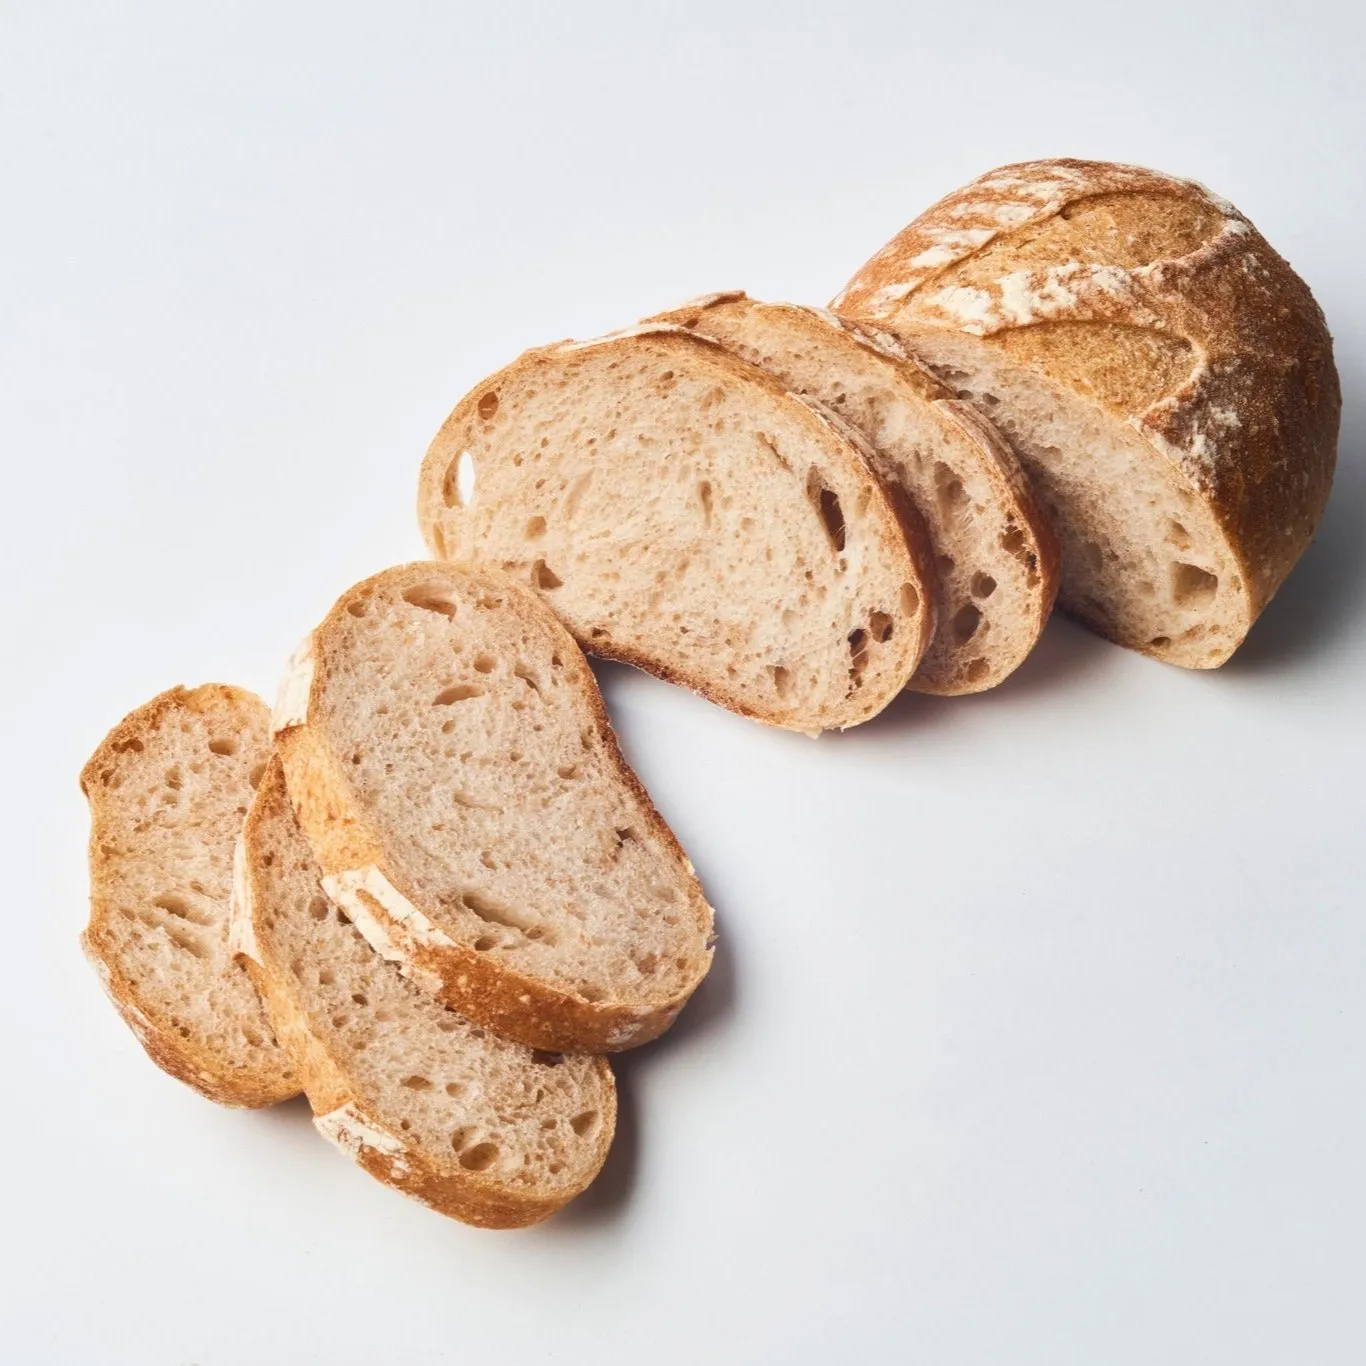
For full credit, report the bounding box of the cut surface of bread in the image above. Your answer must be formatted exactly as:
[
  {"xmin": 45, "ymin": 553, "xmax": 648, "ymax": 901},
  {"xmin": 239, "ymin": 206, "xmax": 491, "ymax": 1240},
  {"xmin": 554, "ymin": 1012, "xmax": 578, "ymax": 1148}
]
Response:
[
  {"xmin": 274, "ymin": 562, "xmax": 714, "ymax": 1054},
  {"xmin": 648, "ymin": 293, "xmax": 1058, "ymax": 693},
  {"xmin": 417, "ymin": 325, "xmax": 934, "ymax": 730},
  {"xmin": 80, "ymin": 685, "xmax": 297, "ymax": 1107},
  {"xmin": 834, "ymin": 159, "xmax": 1340, "ymax": 667},
  {"xmin": 236, "ymin": 759, "xmax": 615, "ymax": 1228}
]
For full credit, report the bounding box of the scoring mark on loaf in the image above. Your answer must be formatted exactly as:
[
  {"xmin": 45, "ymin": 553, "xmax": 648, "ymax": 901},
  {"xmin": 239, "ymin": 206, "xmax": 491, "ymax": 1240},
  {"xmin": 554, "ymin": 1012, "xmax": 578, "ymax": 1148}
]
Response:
[
  {"xmin": 272, "ymin": 636, "xmax": 316, "ymax": 734},
  {"xmin": 315, "ymin": 1103, "xmax": 407, "ymax": 1159},
  {"xmin": 228, "ymin": 835, "xmax": 259, "ymax": 963}
]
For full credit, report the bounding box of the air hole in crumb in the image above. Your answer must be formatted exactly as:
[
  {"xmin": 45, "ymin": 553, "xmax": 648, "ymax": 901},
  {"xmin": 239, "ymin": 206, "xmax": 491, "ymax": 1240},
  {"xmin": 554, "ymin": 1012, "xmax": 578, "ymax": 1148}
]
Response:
[
  {"xmin": 346, "ymin": 597, "xmax": 368, "ymax": 617},
  {"xmin": 848, "ymin": 628, "xmax": 869, "ymax": 688},
  {"xmin": 473, "ymin": 654, "xmax": 496, "ymax": 673},
  {"xmin": 319, "ymin": 969, "xmax": 335, "ymax": 986},
  {"xmin": 164, "ymin": 766, "xmax": 182, "ymax": 790},
  {"xmin": 307, "ymin": 896, "xmax": 328, "ymax": 921},
  {"xmin": 557, "ymin": 764, "xmax": 578, "ymax": 780},
  {"xmin": 1150, "ymin": 635, "xmax": 1172, "ymax": 648},
  {"xmin": 248, "ymin": 761, "xmax": 267, "ymax": 789},
  {"xmin": 445, "ymin": 1081, "xmax": 465, "ymax": 1096},
  {"xmin": 971, "ymin": 572, "xmax": 997, "ymax": 599},
  {"xmin": 933, "ymin": 461, "xmax": 968, "ymax": 519},
  {"xmin": 868, "ymin": 610, "xmax": 894, "ymax": 643},
  {"xmin": 532, "ymin": 1050, "xmax": 564, "ymax": 1067},
  {"xmin": 900, "ymin": 582, "xmax": 920, "ymax": 615},
  {"xmin": 208, "ymin": 737, "xmax": 238, "ymax": 757},
  {"xmin": 807, "ymin": 473, "xmax": 847, "ymax": 553},
  {"xmin": 532, "ymin": 559, "xmax": 563, "ymax": 590},
  {"xmin": 433, "ymin": 683, "xmax": 484, "ymax": 705},
  {"xmin": 437, "ymin": 1019, "xmax": 459, "ymax": 1033},
  {"xmin": 698, "ymin": 480, "xmax": 713, "ymax": 527},
  {"xmin": 459, "ymin": 1142, "xmax": 499, "ymax": 1171},
  {"xmin": 402, "ymin": 582, "xmax": 459, "ymax": 618},
  {"xmin": 1171, "ymin": 562, "xmax": 1218, "ymax": 608},
  {"xmin": 1166, "ymin": 519, "xmax": 1192, "ymax": 550},
  {"xmin": 578, "ymin": 985, "xmax": 605, "ymax": 1003},
  {"xmin": 952, "ymin": 603, "xmax": 982, "ymax": 644},
  {"xmin": 570, "ymin": 1111, "xmax": 598, "ymax": 1137},
  {"xmin": 525, "ymin": 515, "xmax": 546, "ymax": 539},
  {"xmin": 351, "ymin": 992, "xmax": 368, "ymax": 1006},
  {"xmin": 477, "ymin": 390, "xmax": 499, "ymax": 420},
  {"xmin": 401, "ymin": 1075, "xmax": 432, "ymax": 1090},
  {"xmin": 770, "ymin": 664, "xmax": 792, "ymax": 698},
  {"xmin": 473, "ymin": 934, "xmax": 499, "ymax": 951},
  {"xmin": 966, "ymin": 657, "xmax": 990, "ymax": 684}
]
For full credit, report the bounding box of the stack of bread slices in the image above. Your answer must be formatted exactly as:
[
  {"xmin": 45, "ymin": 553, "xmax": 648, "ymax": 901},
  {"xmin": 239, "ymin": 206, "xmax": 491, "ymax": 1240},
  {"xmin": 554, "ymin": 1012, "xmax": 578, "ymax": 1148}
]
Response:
[{"xmin": 82, "ymin": 160, "xmax": 1339, "ymax": 1229}]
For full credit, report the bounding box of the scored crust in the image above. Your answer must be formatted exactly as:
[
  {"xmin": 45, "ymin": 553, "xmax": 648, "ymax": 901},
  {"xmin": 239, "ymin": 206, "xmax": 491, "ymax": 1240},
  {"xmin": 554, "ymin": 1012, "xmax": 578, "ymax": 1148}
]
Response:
[
  {"xmin": 236, "ymin": 759, "xmax": 616, "ymax": 1228},
  {"xmin": 417, "ymin": 326, "xmax": 935, "ymax": 730},
  {"xmin": 834, "ymin": 158, "xmax": 1340, "ymax": 665},
  {"xmin": 273, "ymin": 562, "xmax": 716, "ymax": 1055}
]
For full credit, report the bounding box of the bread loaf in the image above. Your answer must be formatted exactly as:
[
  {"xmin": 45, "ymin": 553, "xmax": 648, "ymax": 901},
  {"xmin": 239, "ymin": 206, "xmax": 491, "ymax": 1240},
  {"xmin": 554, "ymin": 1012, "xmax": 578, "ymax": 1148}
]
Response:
[{"xmin": 834, "ymin": 159, "xmax": 1340, "ymax": 666}]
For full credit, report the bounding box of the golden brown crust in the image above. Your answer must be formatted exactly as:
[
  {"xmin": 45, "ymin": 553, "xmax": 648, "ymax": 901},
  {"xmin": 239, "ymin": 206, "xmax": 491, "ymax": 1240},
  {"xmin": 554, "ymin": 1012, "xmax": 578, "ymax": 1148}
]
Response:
[
  {"xmin": 417, "ymin": 328, "xmax": 932, "ymax": 729},
  {"xmin": 80, "ymin": 685, "xmax": 298, "ymax": 1109},
  {"xmin": 240, "ymin": 760, "xmax": 615, "ymax": 1228},
  {"xmin": 834, "ymin": 158, "xmax": 1340, "ymax": 661},
  {"xmin": 275, "ymin": 562, "xmax": 714, "ymax": 1054}
]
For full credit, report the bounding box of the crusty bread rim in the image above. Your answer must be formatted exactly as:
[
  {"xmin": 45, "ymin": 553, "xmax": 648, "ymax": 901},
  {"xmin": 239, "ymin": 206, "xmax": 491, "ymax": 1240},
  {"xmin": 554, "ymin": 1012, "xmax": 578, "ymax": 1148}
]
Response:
[{"xmin": 273, "ymin": 563, "xmax": 716, "ymax": 1054}]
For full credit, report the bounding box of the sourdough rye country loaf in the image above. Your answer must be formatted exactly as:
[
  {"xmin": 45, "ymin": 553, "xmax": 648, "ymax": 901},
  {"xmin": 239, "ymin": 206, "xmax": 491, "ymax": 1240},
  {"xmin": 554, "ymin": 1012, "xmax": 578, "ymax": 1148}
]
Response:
[
  {"xmin": 273, "ymin": 562, "xmax": 715, "ymax": 1054},
  {"xmin": 235, "ymin": 759, "xmax": 615, "ymax": 1228},
  {"xmin": 417, "ymin": 325, "xmax": 936, "ymax": 730},
  {"xmin": 80, "ymin": 685, "xmax": 297, "ymax": 1107},
  {"xmin": 835, "ymin": 159, "xmax": 1340, "ymax": 667},
  {"xmin": 647, "ymin": 293, "xmax": 1059, "ymax": 693}
]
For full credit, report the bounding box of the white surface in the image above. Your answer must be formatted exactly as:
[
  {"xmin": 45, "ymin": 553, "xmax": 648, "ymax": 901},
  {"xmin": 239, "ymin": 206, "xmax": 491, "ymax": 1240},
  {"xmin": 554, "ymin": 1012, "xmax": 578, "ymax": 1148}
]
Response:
[{"xmin": 3, "ymin": 1, "xmax": 1364, "ymax": 1362}]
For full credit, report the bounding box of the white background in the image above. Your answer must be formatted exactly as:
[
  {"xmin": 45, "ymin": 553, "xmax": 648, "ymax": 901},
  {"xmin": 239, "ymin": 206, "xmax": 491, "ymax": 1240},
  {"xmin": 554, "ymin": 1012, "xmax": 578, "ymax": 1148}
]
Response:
[{"xmin": 3, "ymin": 1, "xmax": 1363, "ymax": 1362}]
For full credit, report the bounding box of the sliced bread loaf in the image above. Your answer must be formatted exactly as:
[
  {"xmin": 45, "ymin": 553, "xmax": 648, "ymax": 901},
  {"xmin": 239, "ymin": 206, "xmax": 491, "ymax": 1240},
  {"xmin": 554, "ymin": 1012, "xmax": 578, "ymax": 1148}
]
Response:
[
  {"xmin": 834, "ymin": 159, "xmax": 1340, "ymax": 667},
  {"xmin": 80, "ymin": 685, "xmax": 297, "ymax": 1107},
  {"xmin": 273, "ymin": 562, "xmax": 714, "ymax": 1054},
  {"xmin": 235, "ymin": 759, "xmax": 615, "ymax": 1228},
  {"xmin": 647, "ymin": 293, "xmax": 1059, "ymax": 693},
  {"xmin": 416, "ymin": 325, "xmax": 935, "ymax": 730}
]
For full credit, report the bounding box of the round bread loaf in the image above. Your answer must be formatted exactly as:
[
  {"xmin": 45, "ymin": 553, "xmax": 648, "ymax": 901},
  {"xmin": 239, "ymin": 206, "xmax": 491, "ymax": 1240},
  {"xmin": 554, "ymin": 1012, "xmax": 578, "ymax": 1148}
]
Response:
[{"xmin": 834, "ymin": 159, "xmax": 1340, "ymax": 667}]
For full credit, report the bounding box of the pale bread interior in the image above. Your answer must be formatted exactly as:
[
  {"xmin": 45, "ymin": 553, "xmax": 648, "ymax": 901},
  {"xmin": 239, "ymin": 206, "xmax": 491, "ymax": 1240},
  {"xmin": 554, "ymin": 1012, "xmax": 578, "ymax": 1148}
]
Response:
[
  {"xmin": 247, "ymin": 762, "xmax": 612, "ymax": 1203},
  {"xmin": 421, "ymin": 331, "xmax": 927, "ymax": 729},
  {"xmin": 310, "ymin": 567, "xmax": 711, "ymax": 1012},
  {"xmin": 81, "ymin": 686, "xmax": 295, "ymax": 1103},
  {"xmin": 655, "ymin": 297, "xmax": 1047, "ymax": 693},
  {"xmin": 904, "ymin": 329, "xmax": 1246, "ymax": 666}
]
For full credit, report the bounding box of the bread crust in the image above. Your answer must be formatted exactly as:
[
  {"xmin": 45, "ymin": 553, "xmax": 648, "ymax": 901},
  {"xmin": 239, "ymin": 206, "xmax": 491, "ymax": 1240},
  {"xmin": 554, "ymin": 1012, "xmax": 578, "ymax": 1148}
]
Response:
[
  {"xmin": 275, "ymin": 562, "xmax": 715, "ymax": 1054},
  {"xmin": 80, "ymin": 684, "xmax": 298, "ymax": 1108},
  {"xmin": 834, "ymin": 158, "xmax": 1340, "ymax": 664},
  {"xmin": 238, "ymin": 760, "xmax": 616, "ymax": 1228},
  {"xmin": 646, "ymin": 294, "xmax": 1060, "ymax": 693},
  {"xmin": 417, "ymin": 327, "xmax": 933, "ymax": 729}
]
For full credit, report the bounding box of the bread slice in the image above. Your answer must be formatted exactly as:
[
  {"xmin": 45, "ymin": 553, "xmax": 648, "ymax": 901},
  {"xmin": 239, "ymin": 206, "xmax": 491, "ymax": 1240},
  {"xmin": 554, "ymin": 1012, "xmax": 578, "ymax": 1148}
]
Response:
[
  {"xmin": 273, "ymin": 562, "xmax": 714, "ymax": 1054},
  {"xmin": 647, "ymin": 293, "xmax": 1059, "ymax": 693},
  {"xmin": 834, "ymin": 159, "xmax": 1340, "ymax": 667},
  {"xmin": 416, "ymin": 324, "xmax": 935, "ymax": 730},
  {"xmin": 234, "ymin": 759, "xmax": 615, "ymax": 1228},
  {"xmin": 80, "ymin": 685, "xmax": 297, "ymax": 1107}
]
